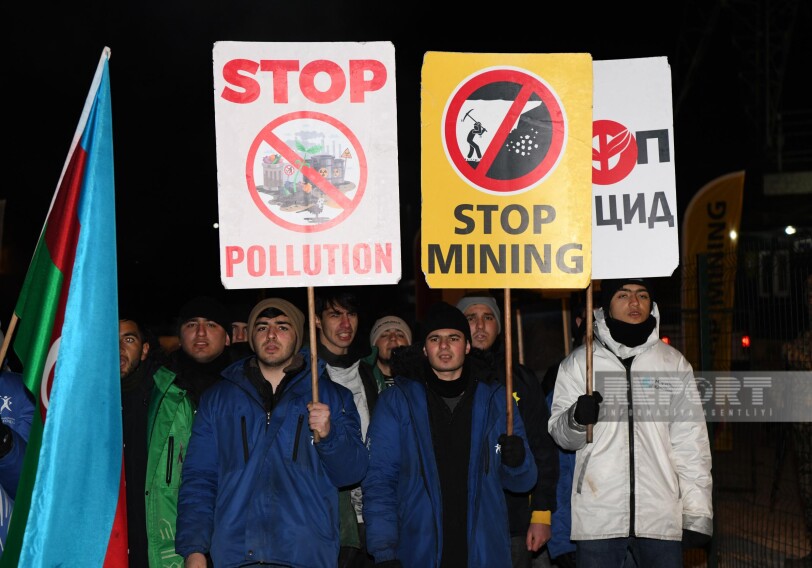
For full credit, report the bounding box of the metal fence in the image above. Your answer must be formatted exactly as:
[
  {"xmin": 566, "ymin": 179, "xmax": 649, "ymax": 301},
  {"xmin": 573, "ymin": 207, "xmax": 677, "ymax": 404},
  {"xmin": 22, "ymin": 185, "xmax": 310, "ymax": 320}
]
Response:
[{"xmin": 681, "ymin": 233, "xmax": 812, "ymax": 567}]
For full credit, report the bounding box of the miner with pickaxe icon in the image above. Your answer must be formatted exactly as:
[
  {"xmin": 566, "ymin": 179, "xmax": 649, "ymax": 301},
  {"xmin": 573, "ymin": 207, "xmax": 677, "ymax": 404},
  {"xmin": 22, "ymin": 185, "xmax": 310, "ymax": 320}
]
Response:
[{"xmin": 462, "ymin": 108, "xmax": 487, "ymax": 160}]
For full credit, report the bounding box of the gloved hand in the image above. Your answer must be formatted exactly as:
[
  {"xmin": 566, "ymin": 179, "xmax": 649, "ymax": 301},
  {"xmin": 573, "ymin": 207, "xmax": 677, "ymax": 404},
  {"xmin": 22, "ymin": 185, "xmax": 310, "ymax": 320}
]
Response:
[
  {"xmin": 375, "ymin": 561, "xmax": 403, "ymax": 568},
  {"xmin": 498, "ymin": 434, "xmax": 526, "ymax": 468},
  {"xmin": 574, "ymin": 392, "xmax": 603, "ymax": 425},
  {"xmin": 682, "ymin": 529, "xmax": 711, "ymax": 549}
]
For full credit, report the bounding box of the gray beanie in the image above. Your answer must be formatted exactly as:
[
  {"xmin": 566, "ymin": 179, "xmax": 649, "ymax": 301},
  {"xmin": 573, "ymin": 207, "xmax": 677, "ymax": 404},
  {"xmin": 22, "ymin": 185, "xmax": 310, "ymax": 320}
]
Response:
[
  {"xmin": 455, "ymin": 294, "xmax": 502, "ymax": 334},
  {"xmin": 369, "ymin": 316, "xmax": 412, "ymax": 346},
  {"xmin": 247, "ymin": 298, "xmax": 305, "ymax": 353}
]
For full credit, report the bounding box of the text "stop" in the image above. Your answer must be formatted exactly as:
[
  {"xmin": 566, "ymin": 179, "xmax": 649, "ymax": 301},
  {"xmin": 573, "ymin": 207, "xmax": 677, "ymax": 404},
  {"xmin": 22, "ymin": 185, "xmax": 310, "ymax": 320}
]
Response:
[{"xmin": 220, "ymin": 59, "xmax": 387, "ymax": 105}]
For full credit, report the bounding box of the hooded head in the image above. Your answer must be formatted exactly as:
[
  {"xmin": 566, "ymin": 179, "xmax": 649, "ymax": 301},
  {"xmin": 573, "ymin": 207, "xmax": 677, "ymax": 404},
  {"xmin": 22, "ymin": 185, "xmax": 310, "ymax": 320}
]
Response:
[
  {"xmin": 600, "ymin": 278, "xmax": 654, "ymax": 317},
  {"xmin": 247, "ymin": 298, "xmax": 305, "ymax": 354},
  {"xmin": 421, "ymin": 301, "xmax": 472, "ymax": 345}
]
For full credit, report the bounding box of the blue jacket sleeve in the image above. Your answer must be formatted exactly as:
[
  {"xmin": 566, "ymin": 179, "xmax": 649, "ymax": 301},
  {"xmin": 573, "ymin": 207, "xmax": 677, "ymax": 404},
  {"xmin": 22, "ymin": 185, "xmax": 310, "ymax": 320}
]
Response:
[
  {"xmin": 361, "ymin": 391, "xmax": 402, "ymax": 563},
  {"xmin": 315, "ymin": 381, "xmax": 368, "ymax": 488},
  {"xmin": 499, "ymin": 393, "xmax": 538, "ymax": 494},
  {"xmin": 175, "ymin": 395, "xmax": 217, "ymax": 558}
]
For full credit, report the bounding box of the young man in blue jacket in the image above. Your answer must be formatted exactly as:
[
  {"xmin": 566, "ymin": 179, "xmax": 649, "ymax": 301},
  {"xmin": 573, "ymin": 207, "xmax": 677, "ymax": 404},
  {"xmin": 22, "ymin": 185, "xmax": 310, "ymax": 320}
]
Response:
[
  {"xmin": 175, "ymin": 297, "xmax": 368, "ymax": 568},
  {"xmin": 457, "ymin": 293, "xmax": 558, "ymax": 567},
  {"xmin": 363, "ymin": 301, "xmax": 537, "ymax": 568}
]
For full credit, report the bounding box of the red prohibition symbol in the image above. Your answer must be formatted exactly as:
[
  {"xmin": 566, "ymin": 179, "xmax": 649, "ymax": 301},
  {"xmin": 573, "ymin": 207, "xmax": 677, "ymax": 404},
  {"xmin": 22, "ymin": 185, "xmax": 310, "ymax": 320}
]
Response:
[
  {"xmin": 246, "ymin": 111, "xmax": 368, "ymax": 232},
  {"xmin": 443, "ymin": 68, "xmax": 567, "ymax": 194}
]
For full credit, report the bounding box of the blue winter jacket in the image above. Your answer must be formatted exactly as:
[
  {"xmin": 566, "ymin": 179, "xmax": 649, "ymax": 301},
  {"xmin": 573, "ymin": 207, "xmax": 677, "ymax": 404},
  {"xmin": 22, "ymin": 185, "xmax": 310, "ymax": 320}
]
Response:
[
  {"xmin": 362, "ymin": 372, "xmax": 537, "ymax": 568},
  {"xmin": 0, "ymin": 371, "xmax": 34, "ymax": 499},
  {"xmin": 175, "ymin": 349, "xmax": 368, "ymax": 568}
]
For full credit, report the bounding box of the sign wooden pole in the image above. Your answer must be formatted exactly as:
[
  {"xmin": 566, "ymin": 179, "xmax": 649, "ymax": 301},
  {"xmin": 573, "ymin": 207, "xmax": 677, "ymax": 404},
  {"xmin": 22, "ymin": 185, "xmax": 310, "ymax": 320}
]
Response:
[
  {"xmin": 307, "ymin": 286, "xmax": 321, "ymax": 443},
  {"xmin": 586, "ymin": 282, "xmax": 594, "ymax": 443},
  {"xmin": 504, "ymin": 289, "xmax": 514, "ymax": 435}
]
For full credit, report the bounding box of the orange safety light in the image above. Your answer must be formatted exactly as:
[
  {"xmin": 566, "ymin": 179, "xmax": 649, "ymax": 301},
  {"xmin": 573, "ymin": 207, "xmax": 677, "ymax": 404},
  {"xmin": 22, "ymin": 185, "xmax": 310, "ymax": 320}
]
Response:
[{"xmin": 741, "ymin": 335, "xmax": 751, "ymax": 349}]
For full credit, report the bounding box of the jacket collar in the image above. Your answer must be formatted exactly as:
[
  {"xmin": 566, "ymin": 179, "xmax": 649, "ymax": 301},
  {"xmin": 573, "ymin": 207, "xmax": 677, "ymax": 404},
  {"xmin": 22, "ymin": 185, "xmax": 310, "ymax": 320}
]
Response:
[{"xmin": 594, "ymin": 302, "xmax": 662, "ymax": 359}]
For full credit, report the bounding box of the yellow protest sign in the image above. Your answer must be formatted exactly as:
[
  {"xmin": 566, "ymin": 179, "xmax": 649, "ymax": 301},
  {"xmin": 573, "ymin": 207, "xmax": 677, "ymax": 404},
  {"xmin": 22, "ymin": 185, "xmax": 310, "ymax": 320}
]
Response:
[{"xmin": 421, "ymin": 52, "xmax": 593, "ymax": 289}]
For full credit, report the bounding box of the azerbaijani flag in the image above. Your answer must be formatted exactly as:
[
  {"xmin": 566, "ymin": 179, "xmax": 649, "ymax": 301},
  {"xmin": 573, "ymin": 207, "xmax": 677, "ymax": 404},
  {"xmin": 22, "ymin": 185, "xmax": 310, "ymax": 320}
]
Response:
[{"xmin": 1, "ymin": 47, "xmax": 127, "ymax": 567}]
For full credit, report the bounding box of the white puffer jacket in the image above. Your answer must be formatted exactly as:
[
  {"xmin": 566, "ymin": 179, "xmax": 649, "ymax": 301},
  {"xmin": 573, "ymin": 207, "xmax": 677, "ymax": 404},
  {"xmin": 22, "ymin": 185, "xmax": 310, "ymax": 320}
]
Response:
[{"xmin": 548, "ymin": 304, "xmax": 713, "ymax": 541}]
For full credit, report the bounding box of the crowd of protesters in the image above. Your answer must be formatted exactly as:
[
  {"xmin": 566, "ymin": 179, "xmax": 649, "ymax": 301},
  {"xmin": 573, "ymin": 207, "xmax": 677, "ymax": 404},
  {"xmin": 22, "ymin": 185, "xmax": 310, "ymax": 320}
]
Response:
[{"xmin": 1, "ymin": 279, "xmax": 718, "ymax": 567}]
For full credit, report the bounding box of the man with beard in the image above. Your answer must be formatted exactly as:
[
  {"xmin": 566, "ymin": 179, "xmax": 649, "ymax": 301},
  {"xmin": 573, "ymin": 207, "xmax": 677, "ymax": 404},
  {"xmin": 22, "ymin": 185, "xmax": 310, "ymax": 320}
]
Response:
[
  {"xmin": 549, "ymin": 279, "xmax": 713, "ymax": 568},
  {"xmin": 456, "ymin": 293, "xmax": 558, "ymax": 568},
  {"xmin": 176, "ymin": 298, "xmax": 367, "ymax": 568},
  {"xmin": 119, "ymin": 317, "xmax": 164, "ymax": 567}
]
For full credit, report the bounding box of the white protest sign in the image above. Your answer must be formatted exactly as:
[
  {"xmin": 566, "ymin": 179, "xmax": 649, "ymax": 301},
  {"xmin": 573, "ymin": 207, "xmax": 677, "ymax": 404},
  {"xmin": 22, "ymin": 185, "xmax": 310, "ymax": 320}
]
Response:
[
  {"xmin": 592, "ymin": 57, "xmax": 679, "ymax": 279},
  {"xmin": 213, "ymin": 41, "xmax": 401, "ymax": 289}
]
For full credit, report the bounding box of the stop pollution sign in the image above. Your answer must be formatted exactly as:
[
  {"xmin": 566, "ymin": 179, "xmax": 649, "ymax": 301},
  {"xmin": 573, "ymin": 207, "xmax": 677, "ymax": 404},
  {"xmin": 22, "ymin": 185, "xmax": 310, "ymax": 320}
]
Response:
[{"xmin": 213, "ymin": 41, "xmax": 401, "ymax": 289}]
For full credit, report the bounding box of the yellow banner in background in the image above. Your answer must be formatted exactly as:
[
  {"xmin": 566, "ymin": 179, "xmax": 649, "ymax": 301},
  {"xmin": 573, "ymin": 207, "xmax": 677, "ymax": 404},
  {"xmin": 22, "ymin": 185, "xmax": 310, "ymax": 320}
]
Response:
[
  {"xmin": 681, "ymin": 171, "xmax": 745, "ymax": 370},
  {"xmin": 421, "ymin": 52, "xmax": 593, "ymax": 290}
]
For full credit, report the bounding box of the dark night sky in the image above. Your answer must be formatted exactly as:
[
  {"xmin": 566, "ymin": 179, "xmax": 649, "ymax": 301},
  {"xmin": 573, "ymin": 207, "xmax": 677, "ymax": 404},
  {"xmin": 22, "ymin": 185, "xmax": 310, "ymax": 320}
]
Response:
[{"xmin": 3, "ymin": 1, "xmax": 810, "ymax": 331}]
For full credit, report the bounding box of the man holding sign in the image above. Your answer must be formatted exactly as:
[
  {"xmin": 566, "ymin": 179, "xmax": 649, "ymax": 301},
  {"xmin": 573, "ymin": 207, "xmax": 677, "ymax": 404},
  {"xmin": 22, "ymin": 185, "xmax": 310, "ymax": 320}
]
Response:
[
  {"xmin": 175, "ymin": 298, "xmax": 367, "ymax": 567},
  {"xmin": 548, "ymin": 279, "xmax": 712, "ymax": 567},
  {"xmin": 456, "ymin": 293, "xmax": 558, "ymax": 566}
]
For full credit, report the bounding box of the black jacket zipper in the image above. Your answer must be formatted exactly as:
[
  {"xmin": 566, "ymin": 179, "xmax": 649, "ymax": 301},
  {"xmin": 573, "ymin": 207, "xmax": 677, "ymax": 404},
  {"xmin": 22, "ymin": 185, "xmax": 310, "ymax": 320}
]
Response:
[
  {"xmin": 292, "ymin": 414, "xmax": 304, "ymax": 462},
  {"xmin": 166, "ymin": 435, "xmax": 174, "ymax": 484},
  {"xmin": 241, "ymin": 416, "xmax": 249, "ymax": 464}
]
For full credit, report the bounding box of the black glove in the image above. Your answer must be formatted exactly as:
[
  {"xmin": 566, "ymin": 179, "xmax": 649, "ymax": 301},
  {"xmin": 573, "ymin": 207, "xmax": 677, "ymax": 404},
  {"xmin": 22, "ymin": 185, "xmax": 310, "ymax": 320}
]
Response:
[
  {"xmin": 498, "ymin": 434, "xmax": 526, "ymax": 468},
  {"xmin": 573, "ymin": 392, "xmax": 603, "ymax": 425},
  {"xmin": 682, "ymin": 529, "xmax": 711, "ymax": 549},
  {"xmin": 375, "ymin": 561, "xmax": 403, "ymax": 568},
  {"xmin": 0, "ymin": 424, "xmax": 13, "ymax": 459}
]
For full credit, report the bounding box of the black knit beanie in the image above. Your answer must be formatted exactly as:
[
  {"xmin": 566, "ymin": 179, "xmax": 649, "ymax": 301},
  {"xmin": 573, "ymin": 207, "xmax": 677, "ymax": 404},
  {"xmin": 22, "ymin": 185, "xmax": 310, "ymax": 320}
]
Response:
[
  {"xmin": 600, "ymin": 278, "xmax": 654, "ymax": 316},
  {"xmin": 177, "ymin": 295, "xmax": 231, "ymax": 333},
  {"xmin": 421, "ymin": 301, "xmax": 472, "ymax": 344}
]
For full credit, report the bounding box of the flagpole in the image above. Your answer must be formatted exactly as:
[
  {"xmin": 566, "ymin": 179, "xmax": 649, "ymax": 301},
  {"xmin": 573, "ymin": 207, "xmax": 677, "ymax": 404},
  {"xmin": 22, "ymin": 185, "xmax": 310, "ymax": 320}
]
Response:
[
  {"xmin": 0, "ymin": 314, "xmax": 18, "ymax": 368},
  {"xmin": 4, "ymin": 47, "xmax": 123, "ymax": 567}
]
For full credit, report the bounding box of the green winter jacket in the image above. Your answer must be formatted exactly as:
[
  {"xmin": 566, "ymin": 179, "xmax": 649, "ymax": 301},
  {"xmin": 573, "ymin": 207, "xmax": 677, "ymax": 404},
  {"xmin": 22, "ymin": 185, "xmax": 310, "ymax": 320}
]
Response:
[{"xmin": 145, "ymin": 366, "xmax": 196, "ymax": 568}]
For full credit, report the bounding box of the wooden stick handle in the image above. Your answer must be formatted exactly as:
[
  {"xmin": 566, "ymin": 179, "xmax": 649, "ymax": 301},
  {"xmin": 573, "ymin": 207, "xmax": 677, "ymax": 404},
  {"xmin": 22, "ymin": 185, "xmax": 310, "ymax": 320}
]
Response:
[
  {"xmin": 586, "ymin": 282, "xmax": 594, "ymax": 444},
  {"xmin": 515, "ymin": 307, "xmax": 524, "ymax": 366},
  {"xmin": 504, "ymin": 288, "xmax": 513, "ymax": 436},
  {"xmin": 308, "ymin": 287, "xmax": 320, "ymax": 443}
]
